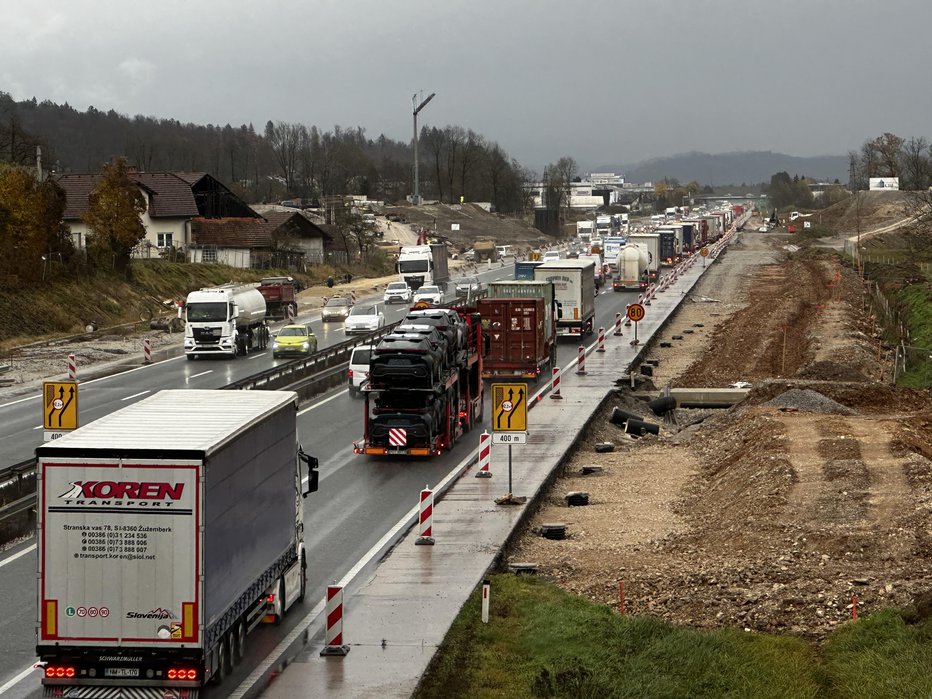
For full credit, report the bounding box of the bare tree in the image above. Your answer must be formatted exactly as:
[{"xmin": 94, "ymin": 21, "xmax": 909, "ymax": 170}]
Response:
[{"xmin": 901, "ymin": 137, "xmax": 929, "ymax": 191}]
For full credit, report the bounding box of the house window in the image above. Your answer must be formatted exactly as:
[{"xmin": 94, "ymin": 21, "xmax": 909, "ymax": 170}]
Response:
[
  {"xmin": 157, "ymin": 232, "xmax": 173, "ymax": 248},
  {"xmin": 202, "ymin": 245, "xmax": 217, "ymax": 263}
]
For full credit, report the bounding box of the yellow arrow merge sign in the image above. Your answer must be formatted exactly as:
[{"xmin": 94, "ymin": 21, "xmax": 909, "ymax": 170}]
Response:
[
  {"xmin": 491, "ymin": 383, "xmax": 527, "ymax": 433},
  {"xmin": 43, "ymin": 381, "xmax": 79, "ymax": 431}
]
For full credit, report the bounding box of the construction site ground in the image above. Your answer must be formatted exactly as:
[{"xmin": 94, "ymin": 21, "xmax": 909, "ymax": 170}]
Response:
[{"xmin": 511, "ymin": 222, "xmax": 932, "ymax": 641}]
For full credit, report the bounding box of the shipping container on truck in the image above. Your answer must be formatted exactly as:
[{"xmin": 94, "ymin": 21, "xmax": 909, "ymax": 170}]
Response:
[
  {"xmin": 478, "ymin": 280, "xmax": 557, "ymax": 380},
  {"xmin": 35, "ymin": 390, "xmax": 319, "ymax": 697},
  {"xmin": 355, "ymin": 306, "xmax": 483, "ymax": 456},
  {"xmin": 533, "ymin": 259, "xmax": 596, "ymax": 338}
]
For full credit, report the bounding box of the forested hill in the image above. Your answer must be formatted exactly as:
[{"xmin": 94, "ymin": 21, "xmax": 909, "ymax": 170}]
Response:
[{"xmin": 614, "ymin": 151, "xmax": 849, "ymax": 186}]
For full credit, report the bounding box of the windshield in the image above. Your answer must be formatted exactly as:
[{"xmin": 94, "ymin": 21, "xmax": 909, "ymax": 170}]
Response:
[
  {"xmin": 418, "ymin": 286, "xmax": 440, "ymax": 295},
  {"xmin": 387, "ymin": 282, "xmax": 408, "ymax": 290},
  {"xmin": 398, "ymin": 260, "xmax": 429, "ymax": 273},
  {"xmin": 278, "ymin": 326, "xmax": 309, "ymax": 337},
  {"xmin": 350, "ymin": 305, "xmax": 378, "ymax": 316},
  {"xmin": 326, "ymin": 298, "xmax": 349, "ymax": 307},
  {"xmin": 186, "ymin": 302, "xmax": 229, "ymax": 322}
]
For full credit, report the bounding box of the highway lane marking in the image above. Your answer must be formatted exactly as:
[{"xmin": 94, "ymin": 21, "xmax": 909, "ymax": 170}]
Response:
[
  {"xmin": 248, "ymin": 352, "xmax": 267, "ymax": 360},
  {"xmin": 0, "ymin": 354, "xmax": 187, "ymax": 410},
  {"xmin": 0, "ymin": 663, "xmax": 38, "ymax": 695},
  {"xmin": 0, "ymin": 542, "xmax": 35, "ymax": 569},
  {"xmin": 297, "ymin": 389, "xmax": 345, "ymax": 415},
  {"xmin": 186, "ymin": 370, "xmax": 212, "ymax": 380},
  {"xmin": 121, "ymin": 390, "xmax": 151, "ymax": 402}
]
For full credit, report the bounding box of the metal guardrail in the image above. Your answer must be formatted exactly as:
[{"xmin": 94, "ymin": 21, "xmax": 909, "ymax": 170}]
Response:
[{"xmin": 0, "ymin": 458, "xmax": 37, "ymax": 486}]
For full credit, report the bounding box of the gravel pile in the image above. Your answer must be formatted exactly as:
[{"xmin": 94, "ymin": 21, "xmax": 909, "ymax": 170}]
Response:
[{"xmin": 766, "ymin": 388, "xmax": 857, "ymax": 415}]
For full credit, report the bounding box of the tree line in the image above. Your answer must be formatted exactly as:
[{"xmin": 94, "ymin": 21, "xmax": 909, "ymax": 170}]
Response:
[
  {"xmin": 849, "ymin": 132, "xmax": 932, "ymax": 191},
  {"xmin": 0, "ymin": 92, "xmax": 532, "ymax": 215}
]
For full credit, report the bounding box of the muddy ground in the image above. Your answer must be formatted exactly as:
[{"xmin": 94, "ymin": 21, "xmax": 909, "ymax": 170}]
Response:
[{"xmin": 511, "ymin": 222, "xmax": 932, "ymax": 641}]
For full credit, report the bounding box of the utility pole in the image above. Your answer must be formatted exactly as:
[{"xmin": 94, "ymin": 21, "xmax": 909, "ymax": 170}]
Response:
[{"xmin": 412, "ymin": 92, "xmax": 436, "ymax": 205}]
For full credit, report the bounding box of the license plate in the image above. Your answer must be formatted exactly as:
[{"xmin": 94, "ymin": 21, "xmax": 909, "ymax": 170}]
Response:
[{"xmin": 104, "ymin": 667, "xmax": 140, "ymax": 678}]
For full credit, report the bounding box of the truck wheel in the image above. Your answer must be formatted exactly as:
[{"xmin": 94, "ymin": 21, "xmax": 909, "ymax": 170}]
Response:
[
  {"xmin": 233, "ymin": 618, "xmax": 247, "ymax": 661},
  {"xmin": 186, "ymin": 354, "xmax": 196, "ymax": 361},
  {"xmin": 221, "ymin": 631, "xmax": 234, "ymax": 676}
]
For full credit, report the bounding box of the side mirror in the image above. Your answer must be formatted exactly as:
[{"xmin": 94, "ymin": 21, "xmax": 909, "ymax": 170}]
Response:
[
  {"xmin": 232, "ymin": 304, "xmax": 240, "ymax": 319},
  {"xmin": 299, "ymin": 448, "xmax": 319, "ymax": 497}
]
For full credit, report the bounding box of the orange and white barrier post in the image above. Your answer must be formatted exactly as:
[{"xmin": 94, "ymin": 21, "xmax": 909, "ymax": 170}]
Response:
[
  {"xmin": 319, "ymin": 585, "xmax": 350, "ymax": 656},
  {"xmin": 550, "ymin": 366, "xmax": 562, "ymax": 399},
  {"xmin": 143, "ymin": 338, "xmax": 152, "ymax": 364},
  {"xmin": 576, "ymin": 345, "xmax": 586, "ymax": 374},
  {"xmin": 68, "ymin": 353, "xmax": 76, "ymax": 380},
  {"xmin": 476, "ymin": 430, "xmax": 492, "ymax": 478},
  {"xmin": 613, "ymin": 312, "xmax": 623, "ymax": 336},
  {"xmin": 624, "ymin": 305, "xmax": 632, "ymax": 327},
  {"xmin": 415, "ymin": 486, "xmax": 435, "ymax": 545},
  {"xmin": 597, "ymin": 327, "xmax": 606, "ymax": 352}
]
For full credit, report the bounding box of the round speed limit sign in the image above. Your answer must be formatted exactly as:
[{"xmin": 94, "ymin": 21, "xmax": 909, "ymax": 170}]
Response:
[
  {"xmin": 626, "ymin": 303, "xmax": 645, "ymax": 323},
  {"xmin": 700, "ymin": 247, "xmax": 709, "ymax": 257}
]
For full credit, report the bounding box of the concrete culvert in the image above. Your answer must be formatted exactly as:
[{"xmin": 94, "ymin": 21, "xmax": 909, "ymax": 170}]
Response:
[
  {"xmin": 660, "ymin": 342, "xmax": 673, "ymax": 348},
  {"xmin": 594, "ymin": 442, "xmax": 615, "ymax": 453},
  {"xmin": 610, "ymin": 407, "xmax": 641, "ymax": 426},
  {"xmin": 647, "ymin": 396, "xmax": 677, "ymax": 416},
  {"xmin": 565, "ymin": 492, "xmax": 590, "ymax": 507},
  {"xmin": 640, "ymin": 365, "xmax": 654, "ymax": 376},
  {"xmin": 625, "ymin": 418, "xmax": 660, "ymax": 436},
  {"xmin": 645, "ymin": 359, "xmax": 660, "ymax": 366}
]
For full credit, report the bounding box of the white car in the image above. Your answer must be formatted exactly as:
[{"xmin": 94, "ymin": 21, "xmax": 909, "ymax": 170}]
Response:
[
  {"xmin": 412, "ymin": 285, "xmax": 443, "ymax": 306},
  {"xmin": 383, "ymin": 281, "xmax": 412, "ymax": 305},
  {"xmin": 344, "ymin": 304, "xmax": 385, "ymax": 335},
  {"xmin": 347, "ymin": 344, "xmax": 373, "ymax": 396},
  {"xmin": 542, "ymin": 251, "xmax": 561, "ymax": 262}
]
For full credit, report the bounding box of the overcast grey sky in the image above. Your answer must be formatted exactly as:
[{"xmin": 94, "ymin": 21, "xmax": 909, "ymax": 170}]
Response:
[{"xmin": 2, "ymin": 0, "xmax": 930, "ymax": 173}]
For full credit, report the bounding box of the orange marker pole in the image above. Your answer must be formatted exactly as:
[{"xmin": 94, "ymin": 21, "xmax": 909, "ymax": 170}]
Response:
[{"xmin": 852, "ymin": 595, "xmax": 857, "ymax": 621}]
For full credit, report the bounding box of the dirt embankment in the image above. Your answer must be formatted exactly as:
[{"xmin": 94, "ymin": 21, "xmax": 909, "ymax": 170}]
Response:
[{"xmin": 511, "ymin": 227, "xmax": 932, "ymax": 641}]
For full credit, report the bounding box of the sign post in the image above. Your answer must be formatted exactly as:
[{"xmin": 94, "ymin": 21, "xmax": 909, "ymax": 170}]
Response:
[
  {"xmin": 43, "ymin": 381, "xmax": 79, "ymax": 441},
  {"xmin": 700, "ymin": 246, "xmax": 709, "ymax": 267},
  {"xmin": 626, "ymin": 303, "xmax": 645, "ymax": 346},
  {"xmin": 491, "ymin": 383, "xmax": 527, "ymax": 502}
]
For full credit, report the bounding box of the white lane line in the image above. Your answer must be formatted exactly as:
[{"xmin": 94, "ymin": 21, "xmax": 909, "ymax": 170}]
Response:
[
  {"xmin": 187, "ymin": 370, "xmax": 212, "ymax": 380},
  {"xmin": 297, "ymin": 389, "xmax": 345, "ymax": 415},
  {"xmin": 0, "ymin": 663, "xmax": 39, "ymax": 695},
  {"xmin": 0, "ymin": 355, "xmax": 187, "ymax": 410},
  {"xmin": 229, "ymin": 439, "xmax": 477, "ymax": 699},
  {"xmin": 248, "ymin": 353, "xmax": 266, "ymax": 360},
  {"xmin": 0, "ymin": 543, "xmax": 35, "ymax": 569},
  {"xmin": 33, "ymin": 425, "xmax": 42, "ymax": 430},
  {"xmin": 121, "ymin": 390, "xmax": 150, "ymax": 402}
]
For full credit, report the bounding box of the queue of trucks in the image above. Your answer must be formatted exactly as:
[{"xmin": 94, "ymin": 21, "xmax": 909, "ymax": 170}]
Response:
[{"xmin": 36, "ymin": 390, "xmax": 319, "ymax": 695}]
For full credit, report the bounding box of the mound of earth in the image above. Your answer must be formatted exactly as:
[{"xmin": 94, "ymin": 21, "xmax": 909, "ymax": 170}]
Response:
[{"xmin": 509, "ymin": 230, "xmax": 932, "ymax": 641}]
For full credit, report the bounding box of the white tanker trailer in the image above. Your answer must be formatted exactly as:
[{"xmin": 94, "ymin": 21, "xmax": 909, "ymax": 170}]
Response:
[{"xmin": 183, "ymin": 284, "xmax": 270, "ymax": 359}]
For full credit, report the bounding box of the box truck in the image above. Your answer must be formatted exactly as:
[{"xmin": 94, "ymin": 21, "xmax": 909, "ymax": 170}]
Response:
[
  {"xmin": 36, "ymin": 390, "xmax": 319, "ymax": 694},
  {"xmin": 534, "ymin": 259, "xmax": 596, "ymax": 337}
]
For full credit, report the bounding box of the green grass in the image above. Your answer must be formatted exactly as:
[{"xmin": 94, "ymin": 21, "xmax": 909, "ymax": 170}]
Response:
[
  {"xmin": 895, "ymin": 283, "xmax": 932, "ymax": 387},
  {"xmin": 416, "ymin": 575, "xmax": 932, "ymax": 699}
]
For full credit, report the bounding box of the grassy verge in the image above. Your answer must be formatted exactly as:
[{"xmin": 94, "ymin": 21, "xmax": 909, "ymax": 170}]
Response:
[
  {"xmin": 416, "ymin": 575, "xmax": 932, "ymax": 699},
  {"xmin": 0, "ymin": 255, "xmax": 395, "ymax": 347},
  {"xmin": 895, "ymin": 284, "xmax": 932, "ymax": 387}
]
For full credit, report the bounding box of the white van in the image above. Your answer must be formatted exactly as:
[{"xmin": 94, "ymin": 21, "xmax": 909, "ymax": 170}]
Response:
[{"xmin": 347, "ymin": 344, "xmax": 373, "ymax": 396}]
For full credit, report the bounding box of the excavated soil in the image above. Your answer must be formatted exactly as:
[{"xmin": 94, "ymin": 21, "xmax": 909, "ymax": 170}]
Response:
[{"xmin": 510, "ymin": 222, "xmax": 932, "ymax": 641}]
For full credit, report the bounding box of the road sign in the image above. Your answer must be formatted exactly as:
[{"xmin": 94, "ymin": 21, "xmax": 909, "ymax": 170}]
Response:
[
  {"xmin": 43, "ymin": 381, "xmax": 78, "ymax": 431},
  {"xmin": 491, "ymin": 432, "xmax": 527, "ymax": 444},
  {"xmin": 491, "ymin": 383, "xmax": 527, "ymax": 433},
  {"xmin": 626, "ymin": 303, "xmax": 646, "ymax": 323},
  {"xmin": 700, "ymin": 247, "xmax": 709, "ymax": 257}
]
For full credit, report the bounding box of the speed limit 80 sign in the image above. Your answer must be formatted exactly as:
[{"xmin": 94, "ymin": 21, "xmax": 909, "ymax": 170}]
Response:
[{"xmin": 626, "ymin": 303, "xmax": 646, "ymax": 323}]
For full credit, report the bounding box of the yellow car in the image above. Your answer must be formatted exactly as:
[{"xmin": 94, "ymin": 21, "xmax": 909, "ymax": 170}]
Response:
[{"xmin": 272, "ymin": 324, "xmax": 318, "ymax": 358}]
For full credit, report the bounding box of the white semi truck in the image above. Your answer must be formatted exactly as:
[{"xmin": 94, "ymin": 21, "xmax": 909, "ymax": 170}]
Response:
[
  {"xmin": 183, "ymin": 284, "xmax": 269, "ymax": 359},
  {"xmin": 35, "ymin": 390, "xmax": 319, "ymax": 695},
  {"xmin": 625, "ymin": 232, "xmax": 661, "ymax": 282},
  {"xmin": 397, "ymin": 243, "xmax": 450, "ymax": 291},
  {"xmin": 534, "ymin": 259, "xmax": 596, "ymax": 337}
]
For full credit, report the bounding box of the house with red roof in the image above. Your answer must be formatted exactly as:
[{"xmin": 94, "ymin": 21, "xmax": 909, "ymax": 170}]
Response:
[{"xmin": 56, "ymin": 169, "xmax": 331, "ymax": 269}]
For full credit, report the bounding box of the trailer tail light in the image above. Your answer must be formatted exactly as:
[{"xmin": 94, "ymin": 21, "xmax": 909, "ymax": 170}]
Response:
[
  {"xmin": 168, "ymin": 668, "xmax": 198, "ymax": 680},
  {"xmin": 347, "ymin": 369, "xmax": 353, "ymax": 378},
  {"xmin": 45, "ymin": 665, "xmax": 76, "ymax": 678},
  {"xmin": 267, "ymin": 593, "xmax": 276, "ymax": 603}
]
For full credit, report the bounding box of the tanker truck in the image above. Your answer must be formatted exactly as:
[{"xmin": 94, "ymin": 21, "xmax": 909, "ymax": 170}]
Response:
[
  {"xmin": 612, "ymin": 244, "xmax": 649, "ymax": 291},
  {"xmin": 183, "ymin": 284, "xmax": 270, "ymax": 359}
]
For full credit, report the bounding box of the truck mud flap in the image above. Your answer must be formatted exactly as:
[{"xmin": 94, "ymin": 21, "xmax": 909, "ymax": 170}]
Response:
[{"xmin": 44, "ymin": 687, "xmax": 198, "ymax": 699}]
